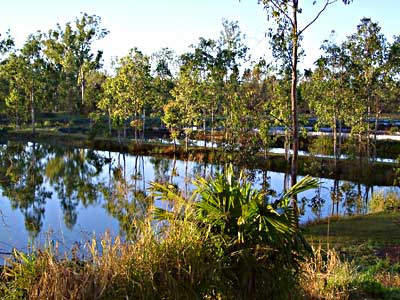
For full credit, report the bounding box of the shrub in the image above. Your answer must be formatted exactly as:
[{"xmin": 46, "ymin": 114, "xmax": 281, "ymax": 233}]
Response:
[
  {"xmin": 152, "ymin": 165, "xmax": 319, "ymax": 299},
  {"xmin": 369, "ymin": 190, "xmax": 400, "ymax": 213}
]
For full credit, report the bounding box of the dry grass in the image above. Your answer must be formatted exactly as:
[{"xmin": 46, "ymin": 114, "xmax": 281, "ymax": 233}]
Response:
[
  {"xmin": 300, "ymin": 246, "xmax": 357, "ymax": 300},
  {"xmin": 0, "ymin": 217, "xmax": 222, "ymax": 300}
]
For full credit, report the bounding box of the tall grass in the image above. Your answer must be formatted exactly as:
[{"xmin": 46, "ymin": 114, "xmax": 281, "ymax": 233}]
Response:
[
  {"xmin": 300, "ymin": 246, "xmax": 357, "ymax": 300},
  {"xmin": 1, "ymin": 217, "xmax": 224, "ymax": 300}
]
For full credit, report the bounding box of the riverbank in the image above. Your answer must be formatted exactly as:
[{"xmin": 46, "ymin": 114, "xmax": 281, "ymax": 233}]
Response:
[{"xmin": 1, "ymin": 128, "xmax": 398, "ymax": 186}]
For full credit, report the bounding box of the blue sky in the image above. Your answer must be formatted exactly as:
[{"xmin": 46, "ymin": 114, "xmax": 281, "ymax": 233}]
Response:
[{"xmin": 1, "ymin": 0, "xmax": 398, "ymax": 69}]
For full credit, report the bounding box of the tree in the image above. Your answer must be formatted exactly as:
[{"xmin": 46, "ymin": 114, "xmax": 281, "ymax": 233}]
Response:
[
  {"xmin": 170, "ymin": 57, "xmax": 203, "ymax": 151},
  {"xmin": 0, "ymin": 30, "xmax": 14, "ymax": 58},
  {"xmin": 345, "ymin": 18, "xmax": 391, "ymax": 160},
  {"xmin": 305, "ymin": 33, "xmax": 354, "ymax": 161},
  {"xmin": 20, "ymin": 32, "xmax": 48, "ymax": 133},
  {"xmin": 43, "ymin": 13, "xmax": 108, "ymax": 114},
  {"xmin": 1, "ymin": 53, "xmax": 28, "ymax": 128},
  {"xmin": 260, "ymin": 0, "xmax": 352, "ymax": 215},
  {"xmin": 99, "ymin": 49, "xmax": 152, "ymax": 140},
  {"xmin": 150, "ymin": 48, "xmax": 176, "ymax": 127}
]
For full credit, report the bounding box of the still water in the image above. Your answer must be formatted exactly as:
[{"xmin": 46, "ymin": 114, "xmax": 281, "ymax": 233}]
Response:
[{"xmin": 0, "ymin": 141, "xmax": 397, "ymax": 256}]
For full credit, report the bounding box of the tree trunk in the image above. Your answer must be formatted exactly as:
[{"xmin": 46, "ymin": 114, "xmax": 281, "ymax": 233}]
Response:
[
  {"xmin": 333, "ymin": 113, "xmax": 337, "ymax": 162},
  {"xmin": 366, "ymin": 105, "xmax": 371, "ymax": 160},
  {"xmin": 81, "ymin": 78, "xmax": 85, "ymax": 106},
  {"xmin": 108, "ymin": 110, "xmax": 112, "ymax": 136},
  {"xmin": 203, "ymin": 111, "xmax": 207, "ymax": 148},
  {"xmin": 338, "ymin": 120, "xmax": 342, "ymax": 159},
  {"xmin": 16, "ymin": 109, "xmax": 19, "ymax": 129},
  {"xmin": 211, "ymin": 103, "xmax": 214, "ymax": 149},
  {"xmin": 30, "ymin": 88, "xmax": 35, "ymax": 134},
  {"xmin": 290, "ymin": 0, "xmax": 299, "ymax": 216},
  {"xmin": 373, "ymin": 109, "xmax": 380, "ymax": 162},
  {"xmin": 142, "ymin": 108, "xmax": 146, "ymax": 140}
]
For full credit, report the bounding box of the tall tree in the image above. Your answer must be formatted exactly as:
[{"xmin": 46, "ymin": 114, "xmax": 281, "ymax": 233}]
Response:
[
  {"xmin": 99, "ymin": 49, "xmax": 152, "ymax": 140},
  {"xmin": 151, "ymin": 48, "xmax": 176, "ymax": 128},
  {"xmin": 20, "ymin": 32, "xmax": 48, "ymax": 133},
  {"xmin": 305, "ymin": 34, "xmax": 354, "ymax": 161},
  {"xmin": 260, "ymin": 0, "xmax": 352, "ymax": 214},
  {"xmin": 43, "ymin": 13, "xmax": 108, "ymax": 114},
  {"xmin": 345, "ymin": 18, "xmax": 390, "ymax": 160}
]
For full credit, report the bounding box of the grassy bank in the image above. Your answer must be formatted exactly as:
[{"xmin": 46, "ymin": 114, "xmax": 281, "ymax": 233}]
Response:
[{"xmin": 302, "ymin": 212, "xmax": 400, "ymax": 299}]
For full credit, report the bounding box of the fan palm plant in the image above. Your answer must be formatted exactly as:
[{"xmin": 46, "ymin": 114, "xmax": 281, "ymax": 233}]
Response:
[{"xmin": 151, "ymin": 165, "xmax": 319, "ymax": 299}]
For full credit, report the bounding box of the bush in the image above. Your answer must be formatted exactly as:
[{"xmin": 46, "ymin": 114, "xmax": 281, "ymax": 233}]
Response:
[{"xmin": 369, "ymin": 190, "xmax": 400, "ymax": 213}]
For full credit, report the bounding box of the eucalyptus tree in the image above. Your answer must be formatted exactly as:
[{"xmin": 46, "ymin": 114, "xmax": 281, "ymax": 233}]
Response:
[
  {"xmin": 161, "ymin": 100, "xmax": 183, "ymax": 151},
  {"xmin": 97, "ymin": 73, "xmax": 118, "ymax": 136},
  {"xmin": 387, "ymin": 36, "xmax": 400, "ymax": 113},
  {"xmin": 240, "ymin": 59, "xmax": 271, "ymax": 157},
  {"xmin": 388, "ymin": 36, "xmax": 400, "ymax": 109},
  {"xmin": 267, "ymin": 23, "xmax": 295, "ymax": 163},
  {"xmin": 118, "ymin": 48, "xmax": 152, "ymax": 140},
  {"xmin": 169, "ymin": 52, "xmax": 204, "ymax": 151},
  {"xmin": 305, "ymin": 34, "xmax": 354, "ymax": 160},
  {"xmin": 43, "ymin": 13, "xmax": 108, "ymax": 114},
  {"xmin": 0, "ymin": 30, "xmax": 14, "ymax": 62},
  {"xmin": 188, "ymin": 37, "xmax": 217, "ymax": 147},
  {"xmin": 0, "ymin": 30, "xmax": 14, "ymax": 110},
  {"xmin": 1, "ymin": 53, "xmax": 29, "ymax": 128},
  {"xmin": 260, "ymin": 0, "xmax": 353, "ymax": 214},
  {"xmin": 99, "ymin": 48, "xmax": 152, "ymax": 140},
  {"xmin": 345, "ymin": 18, "xmax": 390, "ymax": 160},
  {"xmin": 82, "ymin": 69, "xmax": 107, "ymax": 119},
  {"xmin": 217, "ymin": 20, "xmax": 249, "ymax": 147},
  {"xmin": 20, "ymin": 32, "xmax": 48, "ymax": 133},
  {"xmin": 151, "ymin": 48, "xmax": 176, "ymax": 127}
]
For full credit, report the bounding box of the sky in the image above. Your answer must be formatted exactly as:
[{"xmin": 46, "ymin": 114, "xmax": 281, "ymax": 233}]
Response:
[{"xmin": 0, "ymin": 0, "xmax": 398, "ymax": 70}]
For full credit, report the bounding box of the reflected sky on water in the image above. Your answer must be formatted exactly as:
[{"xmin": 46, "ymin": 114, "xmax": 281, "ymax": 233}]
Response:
[{"xmin": 0, "ymin": 141, "xmax": 398, "ymax": 259}]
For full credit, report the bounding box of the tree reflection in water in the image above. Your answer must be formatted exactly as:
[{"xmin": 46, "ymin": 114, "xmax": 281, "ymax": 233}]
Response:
[
  {"xmin": 101, "ymin": 153, "xmax": 153, "ymax": 239},
  {"xmin": 0, "ymin": 142, "xmax": 51, "ymax": 238},
  {"xmin": 45, "ymin": 148, "xmax": 106, "ymax": 229}
]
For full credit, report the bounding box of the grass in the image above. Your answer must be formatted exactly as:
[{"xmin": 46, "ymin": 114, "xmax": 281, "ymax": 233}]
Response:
[
  {"xmin": 304, "ymin": 212, "xmax": 400, "ymax": 250},
  {"xmin": 302, "ymin": 212, "xmax": 400, "ymax": 299}
]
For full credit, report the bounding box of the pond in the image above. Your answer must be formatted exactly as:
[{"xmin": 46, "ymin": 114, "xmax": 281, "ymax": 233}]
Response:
[{"xmin": 0, "ymin": 140, "xmax": 398, "ymax": 259}]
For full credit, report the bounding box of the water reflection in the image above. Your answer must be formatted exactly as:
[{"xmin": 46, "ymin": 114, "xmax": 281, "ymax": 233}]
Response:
[
  {"xmin": 0, "ymin": 141, "xmax": 397, "ymax": 254},
  {"xmin": 0, "ymin": 142, "xmax": 51, "ymax": 238},
  {"xmin": 45, "ymin": 148, "xmax": 104, "ymax": 229}
]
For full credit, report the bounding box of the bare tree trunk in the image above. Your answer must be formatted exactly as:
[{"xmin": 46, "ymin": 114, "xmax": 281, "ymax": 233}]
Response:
[
  {"xmin": 142, "ymin": 108, "xmax": 146, "ymax": 140},
  {"xmin": 16, "ymin": 109, "xmax": 19, "ymax": 129},
  {"xmin": 108, "ymin": 111, "xmax": 112, "ymax": 135},
  {"xmin": 203, "ymin": 111, "xmax": 207, "ymax": 148},
  {"xmin": 30, "ymin": 88, "xmax": 35, "ymax": 134},
  {"xmin": 366, "ymin": 105, "xmax": 371, "ymax": 160},
  {"xmin": 81, "ymin": 78, "xmax": 85, "ymax": 107},
  {"xmin": 211, "ymin": 103, "xmax": 214, "ymax": 149},
  {"xmin": 373, "ymin": 108, "xmax": 381, "ymax": 162},
  {"xmin": 333, "ymin": 114, "xmax": 337, "ymax": 162},
  {"xmin": 338, "ymin": 120, "xmax": 342, "ymax": 159},
  {"xmin": 290, "ymin": 1, "xmax": 299, "ymax": 217}
]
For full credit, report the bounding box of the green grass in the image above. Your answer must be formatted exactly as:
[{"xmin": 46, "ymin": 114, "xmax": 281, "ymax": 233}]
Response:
[
  {"xmin": 304, "ymin": 212, "xmax": 400, "ymax": 249},
  {"xmin": 302, "ymin": 212, "xmax": 400, "ymax": 299}
]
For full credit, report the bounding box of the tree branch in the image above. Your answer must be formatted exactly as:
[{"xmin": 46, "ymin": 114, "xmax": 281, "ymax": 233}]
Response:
[
  {"xmin": 268, "ymin": 0, "xmax": 295, "ymax": 28},
  {"xmin": 298, "ymin": 0, "xmax": 337, "ymax": 36}
]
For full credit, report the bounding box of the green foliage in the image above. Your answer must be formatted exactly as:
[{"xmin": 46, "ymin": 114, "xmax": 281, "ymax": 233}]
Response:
[
  {"xmin": 152, "ymin": 165, "xmax": 319, "ymax": 299},
  {"xmin": 369, "ymin": 190, "xmax": 400, "ymax": 213}
]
